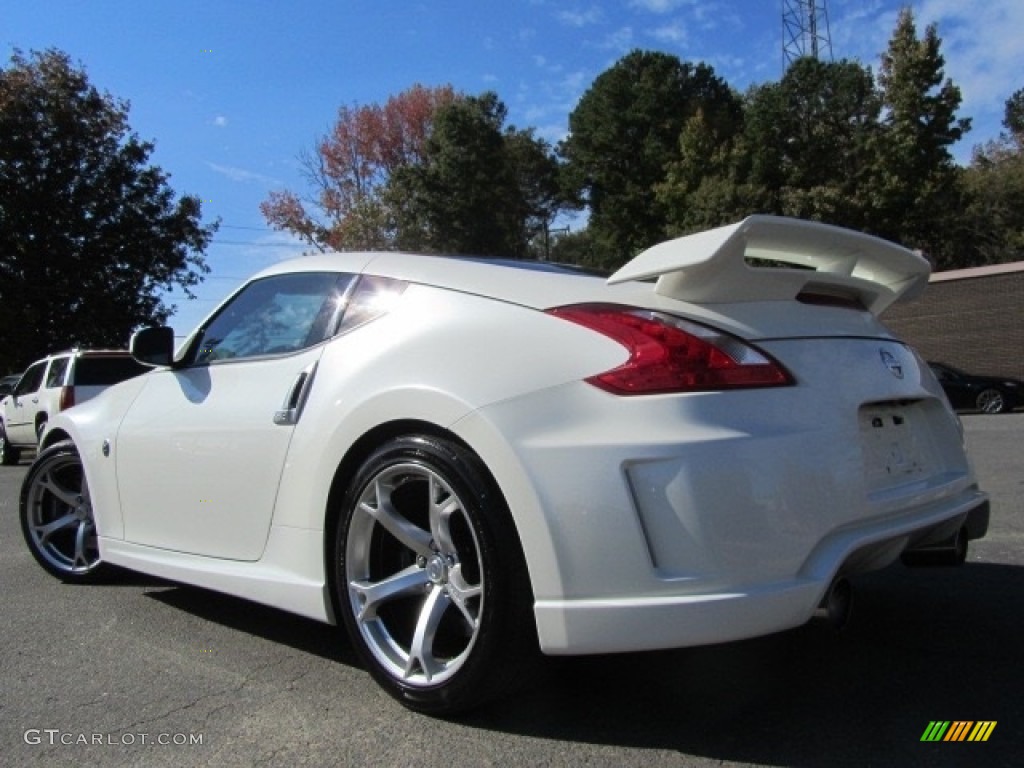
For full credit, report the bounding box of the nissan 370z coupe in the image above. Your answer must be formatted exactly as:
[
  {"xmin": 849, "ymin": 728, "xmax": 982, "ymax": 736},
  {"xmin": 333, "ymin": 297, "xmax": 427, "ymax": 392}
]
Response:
[{"xmin": 21, "ymin": 216, "xmax": 990, "ymax": 714}]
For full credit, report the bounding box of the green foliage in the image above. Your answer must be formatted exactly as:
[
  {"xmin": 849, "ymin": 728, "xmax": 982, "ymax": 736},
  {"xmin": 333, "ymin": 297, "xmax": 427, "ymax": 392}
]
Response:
[
  {"xmin": 560, "ymin": 50, "xmax": 740, "ymax": 266},
  {"xmin": 548, "ymin": 228, "xmax": 622, "ymax": 271},
  {"xmin": 391, "ymin": 93, "xmax": 517, "ymax": 255},
  {"xmin": 1003, "ymin": 88, "xmax": 1024, "ymax": 144},
  {"xmin": 502, "ymin": 127, "xmax": 563, "ymax": 258},
  {"xmin": 873, "ymin": 8, "xmax": 970, "ymax": 267},
  {"xmin": 962, "ymin": 88, "xmax": 1024, "ymax": 264},
  {"xmin": 0, "ymin": 49, "xmax": 213, "ymax": 372},
  {"xmin": 751, "ymin": 58, "xmax": 881, "ymax": 225}
]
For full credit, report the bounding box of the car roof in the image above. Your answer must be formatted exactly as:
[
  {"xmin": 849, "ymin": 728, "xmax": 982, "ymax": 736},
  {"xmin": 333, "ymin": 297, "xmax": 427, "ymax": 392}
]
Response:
[{"xmin": 248, "ymin": 251, "xmax": 638, "ymax": 310}]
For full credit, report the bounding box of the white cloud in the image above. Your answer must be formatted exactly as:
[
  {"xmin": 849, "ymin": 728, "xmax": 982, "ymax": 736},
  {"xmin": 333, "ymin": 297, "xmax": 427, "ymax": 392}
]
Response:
[
  {"xmin": 557, "ymin": 6, "xmax": 603, "ymax": 27},
  {"xmin": 601, "ymin": 26, "xmax": 634, "ymax": 52},
  {"xmin": 649, "ymin": 22, "xmax": 688, "ymax": 45},
  {"xmin": 212, "ymin": 115, "xmax": 228, "ymax": 128},
  {"xmin": 206, "ymin": 162, "xmax": 278, "ymax": 186},
  {"xmin": 629, "ymin": 0, "xmax": 696, "ymax": 13}
]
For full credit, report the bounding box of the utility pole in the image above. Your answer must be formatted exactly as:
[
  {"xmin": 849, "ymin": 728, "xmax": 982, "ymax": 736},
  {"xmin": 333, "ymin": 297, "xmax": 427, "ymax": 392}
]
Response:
[{"xmin": 782, "ymin": 0, "xmax": 833, "ymax": 70}]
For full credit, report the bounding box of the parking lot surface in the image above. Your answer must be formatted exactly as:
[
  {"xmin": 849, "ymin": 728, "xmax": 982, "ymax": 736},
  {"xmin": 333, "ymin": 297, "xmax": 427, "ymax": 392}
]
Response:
[{"xmin": 1, "ymin": 415, "xmax": 1021, "ymax": 767}]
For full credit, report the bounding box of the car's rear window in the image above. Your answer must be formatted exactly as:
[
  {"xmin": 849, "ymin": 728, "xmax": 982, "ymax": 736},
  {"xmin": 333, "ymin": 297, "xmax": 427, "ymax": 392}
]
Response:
[{"xmin": 73, "ymin": 357, "xmax": 150, "ymax": 386}]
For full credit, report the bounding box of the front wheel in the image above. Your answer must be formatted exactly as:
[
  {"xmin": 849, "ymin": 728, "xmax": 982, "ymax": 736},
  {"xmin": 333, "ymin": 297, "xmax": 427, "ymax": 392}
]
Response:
[
  {"xmin": 334, "ymin": 435, "xmax": 535, "ymax": 715},
  {"xmin": 975, "ymin": 388, "xmax": 1006, "ymax": 414},
  {"xmin": 20, "ymin": 440, "xmax": 109, "ymax": 581}
]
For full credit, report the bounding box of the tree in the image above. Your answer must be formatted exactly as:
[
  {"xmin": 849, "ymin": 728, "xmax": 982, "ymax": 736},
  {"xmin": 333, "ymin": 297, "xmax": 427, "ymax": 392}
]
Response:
[
  {"xmin": 1002, "ymin": 87, "xmax": 1024, "ymax": 146},
  {"xmin": 873, "ymin": 8, "xmax": 970, "ymax": 266},
  {"xmin": 389, "ymin": 93, "xmax": 513, "ymax": 255},
  {"xmin": 746, "ymin": 58, "xmax": 881, "ymax": 226},
  {"xmin": 0, "ymin": 49, "xmax": 213, "ymax": 372},
  {"xmin": 502, "ymin": 127, "xmax": 563, "ymax": 258},
  {"xmin": 560, "ymin": 50, "xmax": 740, "ymax": 265},
  {"xmin": 261, "ymin": 84, "xmax": 458, "ymax": 251},
  {"xmin": 390, "ymin": 92, "xmax": 565, "ymax": 257},
  {"xmin": 656, "ymin": 58, "xmax": 882, "ymax": 237},
  {"xmin": 962, "ymin": 88, "xmax": 1024, "ymax": 264},
  {"xmin": 655, "ymin": 107, "xmax": 758, "ymax": 236}
]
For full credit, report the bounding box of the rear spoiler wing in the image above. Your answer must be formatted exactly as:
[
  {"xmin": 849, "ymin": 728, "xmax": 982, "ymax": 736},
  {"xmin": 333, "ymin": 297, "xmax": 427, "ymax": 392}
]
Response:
[{"xmin": 607, "ymin": 216, "xmax": 930, "ymax": 315}]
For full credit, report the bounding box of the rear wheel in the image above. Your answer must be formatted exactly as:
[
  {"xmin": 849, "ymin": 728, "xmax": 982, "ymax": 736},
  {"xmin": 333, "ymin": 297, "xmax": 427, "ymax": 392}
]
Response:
[
  {"xmin": 975, "ymin": 388, "xmax": 1006, "ymax": 414},
  {"xmin": 335, "ymin": 435, "xmax": 535, "ymax": 715},
  {"xmin": 0, "ymin": 423, "xmax": 20, "ymax": 466},
  {"xmin": 20, "ymin": 440, "xmax": 109, "ymax": 581}
]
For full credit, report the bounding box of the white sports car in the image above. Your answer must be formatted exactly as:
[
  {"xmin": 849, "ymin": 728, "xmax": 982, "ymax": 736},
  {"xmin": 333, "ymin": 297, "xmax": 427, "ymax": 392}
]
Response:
[{"xmin": 21, "ymin": 216, "xmax": 989, "ymax": 714}]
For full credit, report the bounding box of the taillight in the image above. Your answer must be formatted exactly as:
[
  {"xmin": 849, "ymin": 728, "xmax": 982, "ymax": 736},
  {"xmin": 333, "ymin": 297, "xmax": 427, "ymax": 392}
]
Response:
[
  {"xmin": 547, "ymin": 304, "xmax": 792, "ymax": 395},
  {"xmin": 58, "ymin": 386, "xmax": 75, "ymax": 411}
]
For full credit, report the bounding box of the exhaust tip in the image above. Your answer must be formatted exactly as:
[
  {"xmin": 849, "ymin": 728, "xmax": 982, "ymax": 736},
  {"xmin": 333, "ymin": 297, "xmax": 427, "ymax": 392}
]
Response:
[{"xmin": 813, "ymin": 577, "xmax": 852, "ymax": 630}]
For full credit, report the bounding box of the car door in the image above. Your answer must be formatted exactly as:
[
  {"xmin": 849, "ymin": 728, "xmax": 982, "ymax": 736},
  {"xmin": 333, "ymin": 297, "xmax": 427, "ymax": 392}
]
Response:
[
  {"xmin": 116, "ymin": 271, "xmax": 354, "ymax": 561},
  {"xmin": 5, "ymin": 361, "xmax": 47, "ymax": 443}
]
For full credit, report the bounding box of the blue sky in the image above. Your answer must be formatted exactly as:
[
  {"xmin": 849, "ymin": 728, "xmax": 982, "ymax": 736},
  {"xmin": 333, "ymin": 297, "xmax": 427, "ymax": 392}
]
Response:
[{"xmin": 6, "ymin": 1, "xmax": 1022, "ymax": 336}]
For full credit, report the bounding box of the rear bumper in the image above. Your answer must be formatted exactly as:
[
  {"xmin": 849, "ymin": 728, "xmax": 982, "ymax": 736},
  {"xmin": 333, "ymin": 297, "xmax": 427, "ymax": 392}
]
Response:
[
  {"xmin": 964, "ymin": 498, "xmax": 990, "ymax": 540},
  {"xmin": 535, "ymin": 490, "xmax": 988, "ymax": 655},
  {"xmin": 456, "ymin": 345, "xmax": 986, "ymax": 657}
]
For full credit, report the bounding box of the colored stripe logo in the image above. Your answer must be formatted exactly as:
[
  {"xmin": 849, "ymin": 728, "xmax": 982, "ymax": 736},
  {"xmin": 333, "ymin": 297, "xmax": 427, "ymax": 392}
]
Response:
[{"xmin": 921, "ymin": 721, "xmax": 996, "ymax": 742}]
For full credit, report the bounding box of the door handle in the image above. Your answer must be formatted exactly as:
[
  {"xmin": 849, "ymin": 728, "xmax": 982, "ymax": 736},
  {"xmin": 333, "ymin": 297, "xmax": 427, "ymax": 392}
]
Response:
[{"xmin": 273, "ymin": 362, "xmax": 318, "ymax": 426}]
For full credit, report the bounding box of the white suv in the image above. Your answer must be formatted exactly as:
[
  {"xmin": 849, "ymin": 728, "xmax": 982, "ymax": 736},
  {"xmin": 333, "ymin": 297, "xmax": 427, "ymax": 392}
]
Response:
[{"xmin": 0, "ymin": 350, "xmax": 149, "ymax": 464}]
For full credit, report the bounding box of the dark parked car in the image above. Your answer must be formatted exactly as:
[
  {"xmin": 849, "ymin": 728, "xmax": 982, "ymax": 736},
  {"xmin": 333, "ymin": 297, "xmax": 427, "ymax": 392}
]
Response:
[{"xmin": 929, "ymin": 362, "xmax": 1023, "ymax": 414}]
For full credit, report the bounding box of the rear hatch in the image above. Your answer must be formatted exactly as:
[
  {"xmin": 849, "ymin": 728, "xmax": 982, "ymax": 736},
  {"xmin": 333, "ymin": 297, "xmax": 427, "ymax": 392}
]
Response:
[{"xmin": 605, "ymin": 216, "xmax": 969, "ymax": 522}]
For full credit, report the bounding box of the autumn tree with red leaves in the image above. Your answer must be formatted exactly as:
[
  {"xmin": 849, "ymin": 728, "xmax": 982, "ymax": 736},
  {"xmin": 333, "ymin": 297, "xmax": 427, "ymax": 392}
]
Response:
[{"xmin": 261, "ymin": 84, "xmax": 457, "ymax": 251}]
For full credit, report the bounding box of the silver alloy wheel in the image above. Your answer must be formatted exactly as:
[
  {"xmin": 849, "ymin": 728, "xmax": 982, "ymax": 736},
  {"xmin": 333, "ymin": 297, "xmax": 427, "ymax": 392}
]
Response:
[
  {"xmin": 976, "ymin": 388, "xmax": 1005, "ymax": 414},
  {"xmin": 23, "ymin": 449, "xmax": 101, "ymax": 575},
  {"xmin": 345, "ymin": 462, "xmax": 484, "ymax": 687}
]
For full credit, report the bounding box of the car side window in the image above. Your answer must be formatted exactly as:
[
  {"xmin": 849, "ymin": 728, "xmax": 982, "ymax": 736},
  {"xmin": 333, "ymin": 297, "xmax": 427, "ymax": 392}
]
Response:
[
  {"xmin": 14, "ymin": 362, "xmax": 46, "ymax": 396},
  {"xmin": 193, "ymin": 273, "xmax": 354, "ymax": 364},
  {"xmin": 45, "ymin": 357, "xmax": 70, "ymax": 388}
]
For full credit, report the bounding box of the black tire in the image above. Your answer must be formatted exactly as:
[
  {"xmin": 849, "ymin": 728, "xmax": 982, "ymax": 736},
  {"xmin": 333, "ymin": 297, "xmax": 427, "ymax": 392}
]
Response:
[
  {"xmin": 334, "ymin": 435, "xmax": 536, "ymax": 715},
  {"xmin": 0, "ymin": 423, "xmax": 21, "ymax": 466},
  {"xmin": 20, "ymin": 440, "xmax": 109, "ymax": 582},
  {"xmin": 975, "ymin": 388, "xmax": 1007, "ymax": 414}
]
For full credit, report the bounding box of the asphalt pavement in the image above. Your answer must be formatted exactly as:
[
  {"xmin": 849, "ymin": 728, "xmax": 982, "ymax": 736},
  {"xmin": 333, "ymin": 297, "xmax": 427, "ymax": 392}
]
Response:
[{"xmin": 1, "ymin": 414, "xmax": 1020, "ymax": 767}]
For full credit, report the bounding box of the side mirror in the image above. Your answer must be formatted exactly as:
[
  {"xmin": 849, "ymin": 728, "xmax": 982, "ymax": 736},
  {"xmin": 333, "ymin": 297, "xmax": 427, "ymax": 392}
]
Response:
[{"xmin": 130, "ymin": 326, "xmax": 176, "ymax": 367}]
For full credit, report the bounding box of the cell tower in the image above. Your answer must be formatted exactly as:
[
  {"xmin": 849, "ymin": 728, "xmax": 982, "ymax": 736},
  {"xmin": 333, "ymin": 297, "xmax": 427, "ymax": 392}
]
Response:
[{"xmin": 782, "ymin": 0, "xmax": 833, "ymax": 69}]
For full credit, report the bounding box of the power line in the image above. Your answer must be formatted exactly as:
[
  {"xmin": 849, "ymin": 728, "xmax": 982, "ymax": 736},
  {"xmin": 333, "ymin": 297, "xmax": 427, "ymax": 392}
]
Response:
[{"xmin": 219, "ymin": 224, "xmax": 276, "ymax": 231}]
